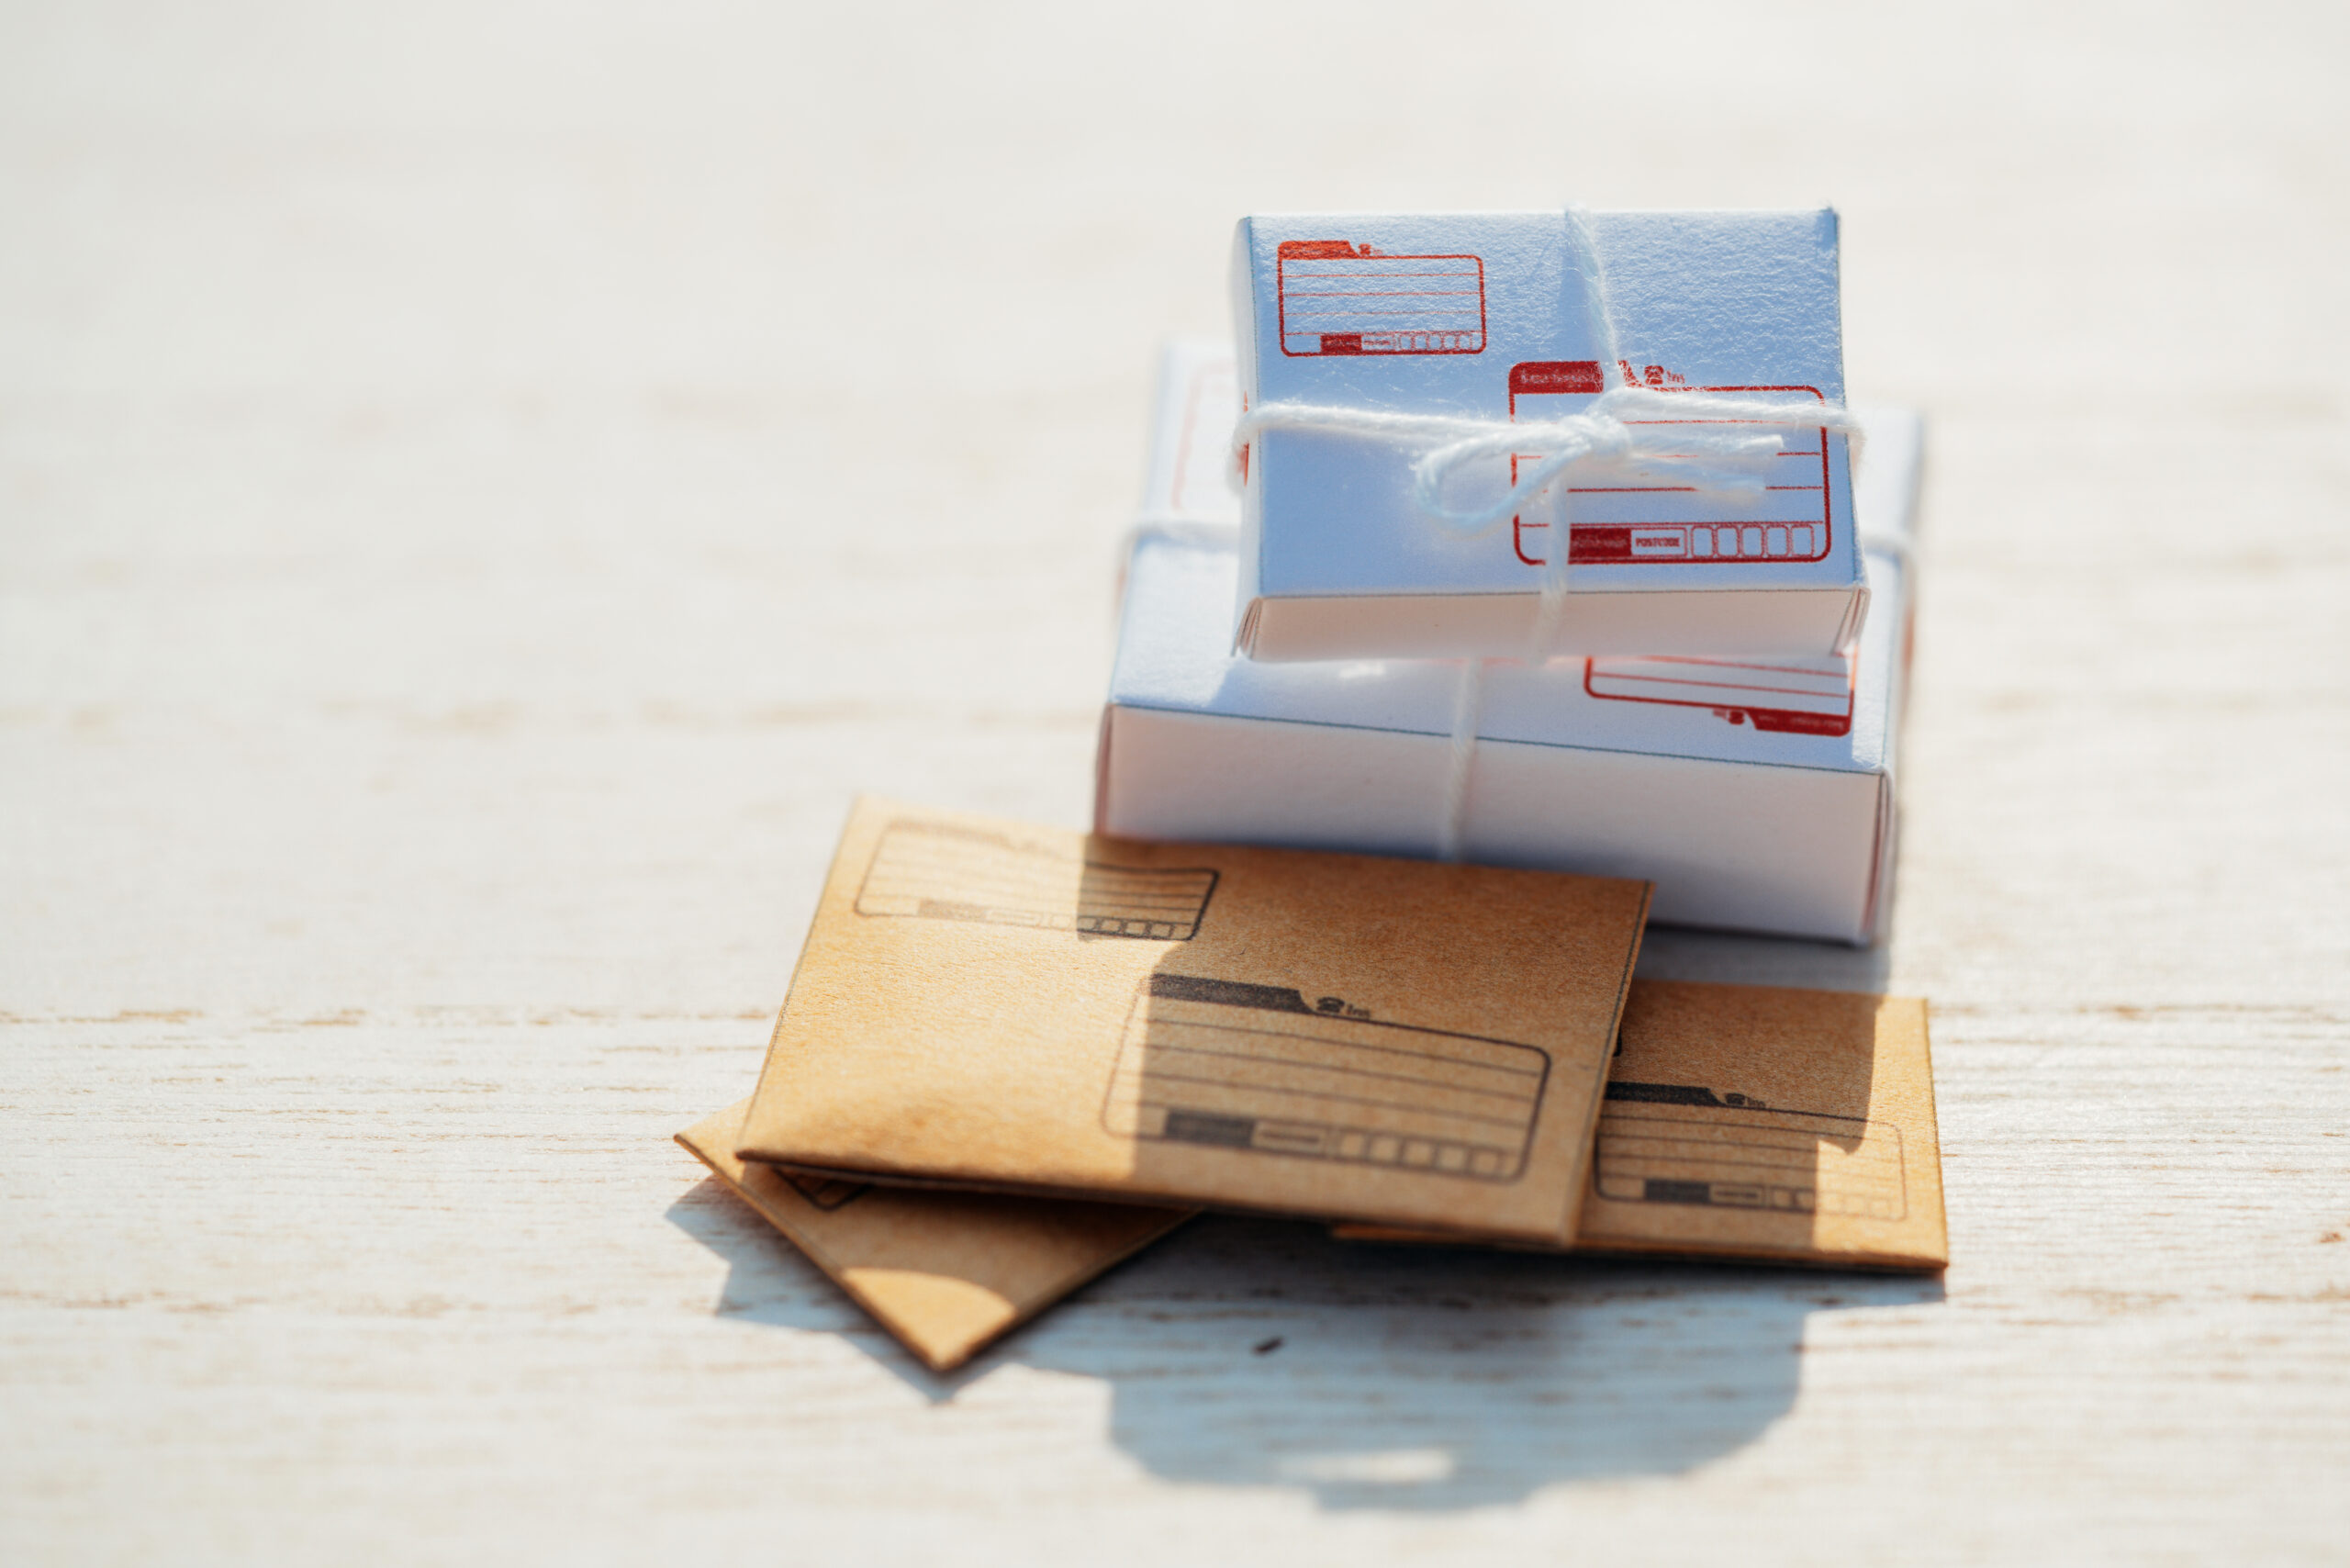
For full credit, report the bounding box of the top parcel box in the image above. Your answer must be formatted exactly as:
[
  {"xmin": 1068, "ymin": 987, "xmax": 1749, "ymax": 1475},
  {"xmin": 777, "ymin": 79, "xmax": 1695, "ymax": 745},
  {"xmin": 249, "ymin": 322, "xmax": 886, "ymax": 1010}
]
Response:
[{"xmin": 1231, "ymin": 208, "xmax": 1863, "ymax": 662}]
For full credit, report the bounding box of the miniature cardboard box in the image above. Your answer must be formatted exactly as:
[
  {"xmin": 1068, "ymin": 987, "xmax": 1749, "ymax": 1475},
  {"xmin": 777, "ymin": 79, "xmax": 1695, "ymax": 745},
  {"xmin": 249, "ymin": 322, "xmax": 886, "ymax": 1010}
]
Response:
[
  {"xmin": 1099, "ymin": 407, "xmax": 1922, "ymax": 945},
  {"xmin": 1231, "ymin": 209, "xmax": 1863, "ymax": 662}
]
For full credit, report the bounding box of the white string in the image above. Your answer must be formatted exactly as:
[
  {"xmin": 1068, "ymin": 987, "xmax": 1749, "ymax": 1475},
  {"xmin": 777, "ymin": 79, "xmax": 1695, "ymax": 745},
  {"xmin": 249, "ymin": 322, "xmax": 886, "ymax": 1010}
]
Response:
[
  {"xmin": 1566, "ymin": 204, "xmax": 1624, "ymax": 397},
  {"xmin": 1230, "ymin": 385, "xmax": 1864, "ymax": 538},
  {"xmin": 1435, "ymin": 655, "xmax": 1487, "ymax": 863},
  {"xmin": 1526, "ymin": 475, "xmax": 1575, "ymax": 666}
]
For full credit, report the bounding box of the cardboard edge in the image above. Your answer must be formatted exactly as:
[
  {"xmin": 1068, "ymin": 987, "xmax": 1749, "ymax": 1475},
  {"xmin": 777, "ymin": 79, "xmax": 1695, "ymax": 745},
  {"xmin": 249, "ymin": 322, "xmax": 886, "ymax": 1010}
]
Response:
[
  {"xmin": 1089, "ymin": 706, "xmax": 1118, "ymax": 834},
  {"xmin": 1833, "ymin": 580, "xmax": 1872, "ymax": 655},
  {"xmin": 1905, "ymin": 998, "xmax": 1951, "ymax": 1270},
  {"xmin": 670, "ymin": 1125, "xmax": 995, "ymax": 1365},
  {"xmin": 740, "ymin": 795, "xmax": 867, "ymax": 1149},
  {"xmin": 1861, "ymin": 769, "xmax": 1896, "ymax": 946},
  {"xmin": 676, "ymin": 1119, "xmax": 1194, "ymax": 1373},
  {"xmin": 1575, "ymin": 1238, "xmax": 1946, "ymax": 1274},
  {"xmin": 1555, "ymin": 879, "xmax": 1654, "ymax": 1246},
  {"xmin": 1330, "ymin": 1223, "xmax": 1946, "ymax": 1274},
  {"xmin": 744, "ymin": 1160, "xmax": 1587, "ymax": 1251}
]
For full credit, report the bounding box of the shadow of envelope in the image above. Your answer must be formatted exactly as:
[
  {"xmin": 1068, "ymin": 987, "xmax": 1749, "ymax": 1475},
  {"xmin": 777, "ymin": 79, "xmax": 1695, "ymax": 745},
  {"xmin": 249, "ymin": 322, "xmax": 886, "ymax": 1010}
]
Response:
[{"xmin": 676, "ymin": 1101, "xmax": 1188, "ymax": 1372}]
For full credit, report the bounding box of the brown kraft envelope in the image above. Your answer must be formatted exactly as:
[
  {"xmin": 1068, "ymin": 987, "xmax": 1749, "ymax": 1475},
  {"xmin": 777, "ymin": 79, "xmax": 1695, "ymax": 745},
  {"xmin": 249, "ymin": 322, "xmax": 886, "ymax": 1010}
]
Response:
[
  {"xmin": 677, "ymin": 1099, "xmax": 1192, "ymax": 1372},
  {"xmin": 736, "ymin": 798, "xmax": 1652, "ymax": 1247},
  {"xmin": 1338, "ymin": 980, "xmax": 1948, "ymax": 1271}
]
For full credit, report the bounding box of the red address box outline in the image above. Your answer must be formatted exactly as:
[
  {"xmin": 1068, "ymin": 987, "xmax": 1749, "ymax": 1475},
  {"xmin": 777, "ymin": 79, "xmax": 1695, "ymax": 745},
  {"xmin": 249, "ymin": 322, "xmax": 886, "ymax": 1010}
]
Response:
[
  {"xmin": 1583, "ymin": 652, "xmax": 1857, "ymax": 738},
  {"xmin": 1507, "ymin": 361, "xmax": 1834, "ymax": 567},
  {"xmin": 1276, "ymin": 240, "xmax": 1487, "ymax": 358}
]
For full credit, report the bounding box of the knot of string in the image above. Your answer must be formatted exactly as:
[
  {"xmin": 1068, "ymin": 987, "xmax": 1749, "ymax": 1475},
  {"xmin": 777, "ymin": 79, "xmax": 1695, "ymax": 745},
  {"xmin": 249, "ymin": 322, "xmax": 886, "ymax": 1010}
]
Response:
[{"xmin": 1230, "ymin": 384, "xmax": 1863, "ymax": 539}]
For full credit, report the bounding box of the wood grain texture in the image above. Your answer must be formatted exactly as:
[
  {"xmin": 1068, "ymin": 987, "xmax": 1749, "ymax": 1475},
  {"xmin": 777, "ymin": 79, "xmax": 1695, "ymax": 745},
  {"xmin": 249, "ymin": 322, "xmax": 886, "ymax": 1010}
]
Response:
[{"xmin": 3, "ymin": 2, "xmax": 2346, "ymax": 1562}]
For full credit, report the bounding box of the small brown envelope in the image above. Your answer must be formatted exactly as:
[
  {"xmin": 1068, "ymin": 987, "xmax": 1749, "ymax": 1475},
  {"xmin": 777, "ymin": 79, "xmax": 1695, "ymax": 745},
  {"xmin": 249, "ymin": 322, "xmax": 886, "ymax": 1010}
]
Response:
[
  {"xmin": 736, "ymin": 799, "xmax": 1651, "ymax": 1247},
  {"xmin": 677, "ymin": 1100, "xmax": 1189, "ymax": 1371},
  {"xmin": 680, "ymin": 982, "xmax": 1937, "ymax": 1370},
  {"xmin": 1340, "ymin": 980, "xmax": 1948, "ymax": 1271}
]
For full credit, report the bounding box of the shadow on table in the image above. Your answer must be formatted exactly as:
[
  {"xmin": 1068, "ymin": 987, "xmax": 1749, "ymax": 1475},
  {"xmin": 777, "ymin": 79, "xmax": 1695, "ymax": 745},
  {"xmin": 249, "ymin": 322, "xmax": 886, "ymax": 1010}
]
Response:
[
  {"xmin": 1002, "ymin": 1215, "xmax": 1941, "ymax": 1511},
  {"xmin": 1629, "ymin": 921, "xmax": 1897, "ymax": 993},
  {"xmin": 664, "ymin": 1177, "xmax": 927, "ymax": 1354},
  {"xmin": 1027, "ymin": 918, "xmax": 1922, "ymax": 1507},
  {"xmin": 672, "ymin": 1176, "xmax": 1940, "ymax": 1512}
]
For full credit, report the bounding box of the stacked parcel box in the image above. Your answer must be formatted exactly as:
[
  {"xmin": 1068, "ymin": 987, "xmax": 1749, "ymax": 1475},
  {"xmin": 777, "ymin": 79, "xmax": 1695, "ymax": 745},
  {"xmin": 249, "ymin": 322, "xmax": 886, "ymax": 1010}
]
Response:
[{"xmin": 1101, "ymin": 209, "xmax": 1921, "ymax": 945}]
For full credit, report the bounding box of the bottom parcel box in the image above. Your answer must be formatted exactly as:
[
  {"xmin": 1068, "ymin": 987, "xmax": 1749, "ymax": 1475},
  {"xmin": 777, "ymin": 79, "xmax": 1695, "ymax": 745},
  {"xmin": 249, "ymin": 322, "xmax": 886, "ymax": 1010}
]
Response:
[{"xmin": 1098, "ymin": 394, "xmax": 1924, "ymax": 946}]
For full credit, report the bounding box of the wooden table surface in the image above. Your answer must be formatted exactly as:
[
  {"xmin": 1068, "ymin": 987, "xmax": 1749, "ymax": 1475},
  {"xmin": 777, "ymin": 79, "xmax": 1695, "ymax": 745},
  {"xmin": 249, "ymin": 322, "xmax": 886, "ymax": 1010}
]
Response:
[{"xmin": 6, "ymin": 3, "xmax": 2346, "ymax": 1562}]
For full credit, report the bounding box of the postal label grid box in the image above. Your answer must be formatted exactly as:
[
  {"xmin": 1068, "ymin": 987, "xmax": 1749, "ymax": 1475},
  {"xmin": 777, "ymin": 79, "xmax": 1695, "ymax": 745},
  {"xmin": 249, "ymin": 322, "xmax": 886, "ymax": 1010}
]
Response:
[{"xmin": 1231, "ymin": 209, "xmax": 1864, "ymax": 663}]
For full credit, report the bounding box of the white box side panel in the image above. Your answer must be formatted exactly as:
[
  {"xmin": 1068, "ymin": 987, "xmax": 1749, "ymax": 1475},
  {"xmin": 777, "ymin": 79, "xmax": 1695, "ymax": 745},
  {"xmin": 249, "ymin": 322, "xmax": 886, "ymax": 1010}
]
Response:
[
  {"xmin": 1100, "ymin": 706, "xmax": 1881, "ymax": 943},
  {"xmin": 1244, "ymin": 585, "xmax": 1867, "ymax": 663}
]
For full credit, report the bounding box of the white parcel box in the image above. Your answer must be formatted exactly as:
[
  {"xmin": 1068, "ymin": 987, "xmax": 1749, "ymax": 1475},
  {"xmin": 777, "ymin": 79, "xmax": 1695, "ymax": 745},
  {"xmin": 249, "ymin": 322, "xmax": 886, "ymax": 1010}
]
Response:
[
  {"xmin": 1098, "ymin": 411, "xmax": 1922, "ymax": 945},
  {"xmin": 1231, "ymin": 209, "xmax": 1864, "ymax": 663},
  {"xmin": 1136, "ymin": 339, "xmax": 1243, "ymax": 532}
]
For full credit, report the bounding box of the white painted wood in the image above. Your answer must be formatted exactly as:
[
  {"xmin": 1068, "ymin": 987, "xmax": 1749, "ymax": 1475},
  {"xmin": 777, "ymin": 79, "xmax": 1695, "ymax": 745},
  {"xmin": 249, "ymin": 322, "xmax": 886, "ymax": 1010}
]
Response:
[{"xmin": 4, "ymin": 3, "xmax": 2347, "ymax": 1562}]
